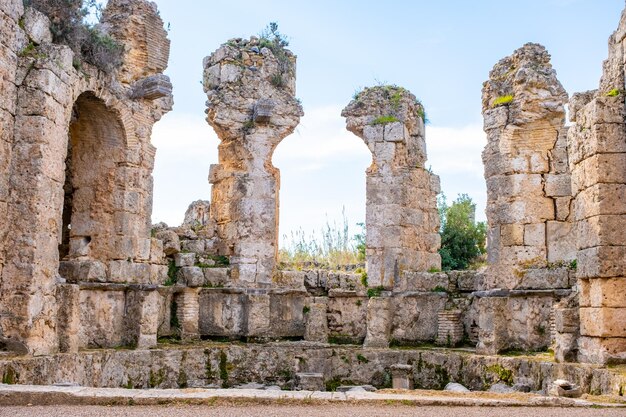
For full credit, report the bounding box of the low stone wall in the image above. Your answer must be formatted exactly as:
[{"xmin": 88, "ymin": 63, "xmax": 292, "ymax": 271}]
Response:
[{"xmin": 0, "ymin": 343, "xmax": 622, "ymax": 395}]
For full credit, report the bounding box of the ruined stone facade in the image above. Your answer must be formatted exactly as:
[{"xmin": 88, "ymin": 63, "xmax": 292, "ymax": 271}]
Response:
[
  {"xmin": 342, "ymin": 86, "xmax": 441, "ymax": 288},
  {"xmin": 0, "ymin": 0, "xmax": 172, "ymax": 355},
  {"xmin": 0, "ymin": 0, "xmax": 623, "ymax": 394}
]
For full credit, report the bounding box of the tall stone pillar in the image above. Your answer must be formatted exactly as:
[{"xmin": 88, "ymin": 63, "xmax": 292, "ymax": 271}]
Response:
[
  {"xmin": 567, "ymin": 9, "xmax": 626, "ymax": 364},
  {"xmin": 482, "ymin": 43, "xmax": 570, "ymax": 290},
  {"xmin": 342, "ymin": 86, "xmax": 441, "ymax": 288},
  {"xmin": 203, "ymin": 37, "xmax": 303, "ymax": 287},
  {"xmin": 478, "ymin": 44, "xmax": 571, "ymax": 354}
]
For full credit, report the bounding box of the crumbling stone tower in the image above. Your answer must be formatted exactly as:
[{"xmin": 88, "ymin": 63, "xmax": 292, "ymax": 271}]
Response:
[
  {"xmin": 567, "ymin": 10, "xmax": 626, "ymax": 364},
  {"xmin": 0, "ymin": 0, "xmax": 172, "ymax": 355},
  {"xmin": 342, "ymin": 86, "xmax": 441, "ymax": 288},
  {"xmin": 203, "ymin": 37, "xmax": 303, "ymax": 287},
  {"xmin": 478, "ymin": 44, "xmax": 574, "ymax": 354},
  {"xmin": 482, "ymin": 43, "xmax": 572, "ymax": 289}
]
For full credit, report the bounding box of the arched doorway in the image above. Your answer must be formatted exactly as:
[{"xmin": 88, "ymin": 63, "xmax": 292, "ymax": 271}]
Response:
[{"xmin": 59, "ymin": 92, "xmax": 126, "ymax": 264}]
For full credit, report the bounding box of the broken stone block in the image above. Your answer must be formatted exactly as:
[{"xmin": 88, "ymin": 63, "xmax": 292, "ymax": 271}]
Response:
[
  {"xmin": 548, "ymin": 379, "xmax": 582, "ymax": 398},
  {"xmin": 390, "ymin": 364, "xmax": 413, "ymax": 390},
  {"xmin": 363, "ymin": 297, "xmax": 392, "ymax": 348},
  {"xmin": 444, "ymin": 382, "xmax": 470, "ymax": 392},
  {"xmin": 177, "ymin": 267, "xmax": 205, "ymax": 287},
  {"xmin": 156, "ymin": 229, "xmax": 180, "ymax": 256},
  {"xmin": 22, "ymin": 7, "xmax": 52, "ymax": 44},
  {"xmin": 252, "ymin": 99, "xmax": 275, "ymax": 123},
  {"xmin": 130, "ymin": 74, "xmax": 173, "ymax": 100},
  {"xmin": 203, "ymin": 267, "xmax": 229, "ymax": 287},
  {"xmin": 304, "ymin": 299, "xmax": 328, "ymax": 343},
  {"xmin": 296, "ymin": 373, "xmax": 324, "ymax": 391},
  {"xmin": 174, "ymin": 252, "xmax": 196, "ymax": 267}
]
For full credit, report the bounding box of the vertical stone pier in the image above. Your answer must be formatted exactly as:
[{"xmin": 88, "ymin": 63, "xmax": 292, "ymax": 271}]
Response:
[
  {"xmin": 342, "ymin": 86, "xmax": 441, "ymax": 289},
  {"xmin": 204, "ymin": 37, "xmax": 303, "ymax": 287},
  {"xmin": 567, "ymin": 10, "xmax": 626, "ymax": 364},
  {"xmin": 479, "ymin": 44, "xmax": 572, "ymax": 354},
  {"xmin": 482, "ymin": 43, "xmax": 571, "ymax": 290}
]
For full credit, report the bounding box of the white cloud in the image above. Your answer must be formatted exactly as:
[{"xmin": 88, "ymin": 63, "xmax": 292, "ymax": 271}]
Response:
[{"xmin": 150, "ymin": 108, "xmax": 488, "ymax": 242}]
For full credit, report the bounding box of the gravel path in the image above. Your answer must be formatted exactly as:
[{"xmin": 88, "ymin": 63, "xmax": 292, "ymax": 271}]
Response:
[{"xmin": 0, "ymin": 405, "xmax": 623, "ymax": 417}]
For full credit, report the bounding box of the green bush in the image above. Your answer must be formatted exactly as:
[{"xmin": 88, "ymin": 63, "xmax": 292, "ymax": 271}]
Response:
[
  {"xmin": 438, "ymin": 194, "xmax": 487, "ymax": 270},
  {"xmin": 24, "ymin": 0, "xmax": 123, "ymax": 73}
]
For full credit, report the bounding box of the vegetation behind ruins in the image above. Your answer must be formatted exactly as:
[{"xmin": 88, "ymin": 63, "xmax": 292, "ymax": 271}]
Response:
[
  {"xmin": 278, "ymin": 210, "xmax": 365, "ymax": 271},
  {"xmin": 438, "ymin": 194, "xmax": 487, "ymax": 270},
  {"xmin": 23, "ymin": 0, "xmax": 123, "ymax": 72}
]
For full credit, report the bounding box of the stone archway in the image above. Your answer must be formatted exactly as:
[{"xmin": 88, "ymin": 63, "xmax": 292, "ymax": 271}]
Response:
[{"xmin": 59, "ymin": 92, "xmax": 127, "ymax": 264}]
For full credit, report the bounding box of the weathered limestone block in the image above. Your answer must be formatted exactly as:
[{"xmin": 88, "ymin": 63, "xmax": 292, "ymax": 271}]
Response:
[
  {"xmin": 78, "ymin": 289, "xmax": 127, "ymax": 348},
  {"xmin": 304, "ymin": 298, "xmax": 329, "ymax": 343},
  {"xmin": 176, "ymin": 288, "xmax": 200, "ymax": 341},
  {"xmin": 391, "ymin": 293, "xmax": 447, "ymax": 343},
  {"xmin": 22, "ymin": 7, "xmax": 51, "ymax": 44},
  {"xmin": 56, "ymin": 284, "xmax": 80, "ymax": 353},
  {"xmin": 156, "ymin": 229, "xmax": 180, "ymax": 255},
  {"xmin": 363, "ymin": 297, "xmax": 393, "ymax": 348},
  {"xmin": 204, "ymin": 36, "xmax": 303, "ymax": 287},
  {"xmin": 126, "ymin": 290, "xmax": 160, "ymax": 349},
  {"xmin": 268, "ymin": 291, "xmax": 305, "ymax": 337},
  {"xmin": 477, "ymin": 294, "xmax": 555, "ymax": 354},
  {"xmin": 198, "ymin": 289, "xmax": 247, "ymax": 337},
  {"xmin": 342, "ymin": 86, "xmax": 440, "ymax": 288},
  {"xmin": 390, "ymin": 364, "xmax": 414, "ymax": 390},
  {"xmin": 327, "ymin": 293, "xmax": 368, "ymax": 342}
]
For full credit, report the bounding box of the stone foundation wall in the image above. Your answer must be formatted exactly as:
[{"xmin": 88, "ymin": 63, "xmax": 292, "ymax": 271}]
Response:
[{"xmin": 0, "ymin": 344, "xmax": 623, "ymax": 395}]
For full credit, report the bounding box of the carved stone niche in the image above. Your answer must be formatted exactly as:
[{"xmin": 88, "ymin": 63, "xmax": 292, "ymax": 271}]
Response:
[
  {"xmin": 130, "ymin": 74, "xmax": 173, "ymax": 100},
  {"xmin": 253, "ymin": 99, "xmax": 275, "ymax": 123}
]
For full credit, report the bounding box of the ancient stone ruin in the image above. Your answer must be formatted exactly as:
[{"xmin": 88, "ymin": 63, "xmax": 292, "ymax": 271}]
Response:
[{"xmin": 0, "ymin": 0, "xmax": 623, "ymax": 398}]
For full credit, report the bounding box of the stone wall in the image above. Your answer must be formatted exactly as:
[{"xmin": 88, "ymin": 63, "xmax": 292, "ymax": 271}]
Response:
[
  {"xmin": 567, "ymin": 8, "xmax": 626, "ymax": 364},
  {"xmin": 203, "ymin": 37, "xmax": 303, "ymax": 287},
  {"xmin": 0, "ymin": 343, "xmax": 623, "ymax": 395},
  {"xmin": 342, "ymin": 86, "xmax": 441, "ymax": 289},
  {"xmin": 0, "ymin": 0, "xmax": 172, "ymax": 355}
]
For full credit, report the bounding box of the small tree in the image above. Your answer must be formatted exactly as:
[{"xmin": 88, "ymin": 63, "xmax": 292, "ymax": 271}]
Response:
[{"xmin": 438, "ymin": 193, "xmax": 486, "ymax": 271}]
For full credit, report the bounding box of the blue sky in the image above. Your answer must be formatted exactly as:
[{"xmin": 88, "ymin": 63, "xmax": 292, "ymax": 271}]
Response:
[{"xmin": 150, "ymin": 0, "xmax": 623, "ymax": 244}]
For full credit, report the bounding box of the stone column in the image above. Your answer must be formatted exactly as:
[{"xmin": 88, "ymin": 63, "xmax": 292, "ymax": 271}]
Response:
[
  {"xmin": 482, "ymin": 43, "xmax": 571, "ymax": 290},
  {"xmin": 203, "ymin": 37, "xmax": 303, "ymax": 287},
  {"xmin": 342, "ymin": 86, "xmax": 441, "ymax": 289},
  {"xmin": 567, "ymin": 11, "xmax": 626, "ymax": 364},
  {"xmin": 478, "ymin": 44, "xmax": 571, "ymax": 355}
]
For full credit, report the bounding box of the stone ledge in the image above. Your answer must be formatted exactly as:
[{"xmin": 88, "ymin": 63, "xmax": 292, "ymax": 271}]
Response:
[{"xmin": 0, "ymin": 384, "xmax": 621, "ymax": 408}]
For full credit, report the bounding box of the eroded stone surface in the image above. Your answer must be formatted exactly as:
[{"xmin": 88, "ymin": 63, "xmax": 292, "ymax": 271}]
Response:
[
  {"xmin": 342, "ymin": 86, "xmax": 440, "ymax": 288},
  {"xmin": 204, "ymin": 37, "xmax": 303, "ymax": 287}
]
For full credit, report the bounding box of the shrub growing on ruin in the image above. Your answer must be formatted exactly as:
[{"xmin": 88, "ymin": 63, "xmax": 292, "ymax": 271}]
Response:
[
  {"xmin": 438, "ymin": 194, "xmax": 487, "ymax": 271},
  {"xmin": 23, "ymin": 0, "xmax": 123, "ymax": 73},
  {"xmin": 492, "ymin": 94, "xmax": 514, "ymax": 108},
  {"xmin": 259, "ymin": 22, "xmax": 293, "ymax": 88}
]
